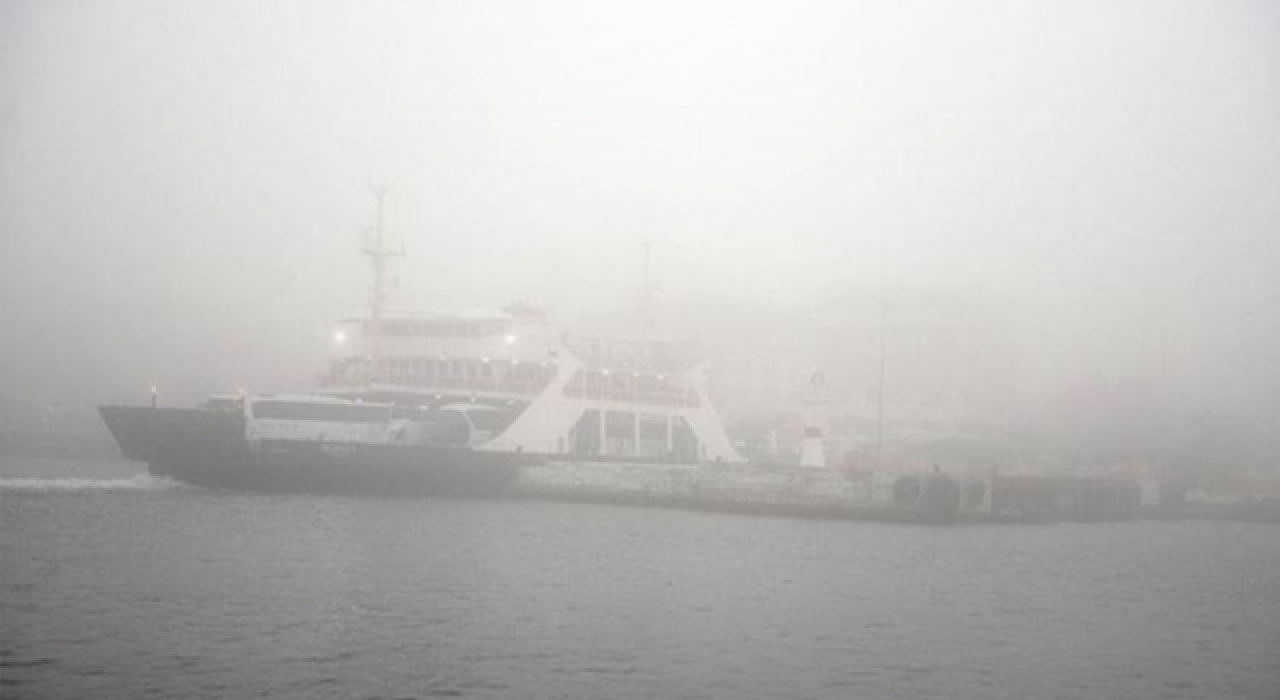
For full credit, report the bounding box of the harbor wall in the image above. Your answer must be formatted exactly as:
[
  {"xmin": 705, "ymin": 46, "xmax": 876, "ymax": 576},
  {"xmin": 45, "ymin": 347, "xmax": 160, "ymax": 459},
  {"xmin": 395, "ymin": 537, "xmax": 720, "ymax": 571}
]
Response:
[{"xmin": 512, "ymin": 462, "xmax": 1147, "ymax": 524}]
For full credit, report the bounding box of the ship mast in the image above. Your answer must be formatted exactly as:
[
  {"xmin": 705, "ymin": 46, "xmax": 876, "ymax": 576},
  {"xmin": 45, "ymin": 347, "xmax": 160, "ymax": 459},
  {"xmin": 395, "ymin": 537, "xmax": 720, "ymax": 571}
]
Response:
[
  {"xmin": 363, "ymin": 186, "xmax": 402, "ymax": 385},
  {"xmin": 640, "ymin": 238, "xmax": 654, "ymax": 332}
]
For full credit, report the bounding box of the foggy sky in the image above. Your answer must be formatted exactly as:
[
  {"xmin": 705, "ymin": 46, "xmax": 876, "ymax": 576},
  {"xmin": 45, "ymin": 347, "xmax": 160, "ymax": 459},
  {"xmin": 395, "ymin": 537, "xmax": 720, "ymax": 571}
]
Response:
[{"xmin": 1, "ymin": 0, "xmax": 1278, "ymax": 409}]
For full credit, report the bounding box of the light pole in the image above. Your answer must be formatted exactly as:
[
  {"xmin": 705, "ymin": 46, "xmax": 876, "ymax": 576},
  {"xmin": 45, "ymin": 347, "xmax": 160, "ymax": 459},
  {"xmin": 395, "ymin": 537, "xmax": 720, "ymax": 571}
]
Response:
[{"xmin": 875, "ymin": 288, "xmax": 888, "ymax": 471}]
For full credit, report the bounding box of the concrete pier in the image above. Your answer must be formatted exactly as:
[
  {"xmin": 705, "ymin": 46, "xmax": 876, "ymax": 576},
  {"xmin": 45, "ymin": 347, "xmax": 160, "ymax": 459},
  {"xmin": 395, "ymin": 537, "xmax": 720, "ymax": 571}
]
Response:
[{"xmin": 510, "ymin": 461, "xmax": 1148, "ymax": 525}]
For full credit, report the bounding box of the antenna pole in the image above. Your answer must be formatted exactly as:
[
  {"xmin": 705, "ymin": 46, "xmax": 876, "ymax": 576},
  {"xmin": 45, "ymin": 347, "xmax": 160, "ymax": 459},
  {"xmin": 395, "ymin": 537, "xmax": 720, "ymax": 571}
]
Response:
[
  {"xmin": 641, "ymin": 238, "xmax": 653, "ymax": 329},
  {"xmin": 363, "ymin": 186, "xmax": 400, "ymax": 385}
]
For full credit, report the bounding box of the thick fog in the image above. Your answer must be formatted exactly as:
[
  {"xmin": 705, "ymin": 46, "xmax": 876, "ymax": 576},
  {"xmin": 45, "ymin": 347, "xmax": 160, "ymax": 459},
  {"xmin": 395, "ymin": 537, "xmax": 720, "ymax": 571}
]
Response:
[{"xmin": 2, "ymin": 0, "xmax": 1278, "ymax": 464}]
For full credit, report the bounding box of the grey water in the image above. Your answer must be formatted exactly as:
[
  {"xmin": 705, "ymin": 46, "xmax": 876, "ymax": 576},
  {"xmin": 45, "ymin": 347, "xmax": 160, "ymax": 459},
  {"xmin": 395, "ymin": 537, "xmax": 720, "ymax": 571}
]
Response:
[{"xmin": 3, "ymin": 458, "xmax": 1279, "ymax": 700}]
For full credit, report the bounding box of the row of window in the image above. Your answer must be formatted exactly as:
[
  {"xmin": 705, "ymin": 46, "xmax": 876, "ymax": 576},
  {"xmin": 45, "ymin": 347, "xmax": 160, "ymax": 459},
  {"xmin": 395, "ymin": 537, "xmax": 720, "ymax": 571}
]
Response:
[
  {"xmin": 248, "ymin": 401, "xmax": 490, "ymax": 443},
  {"xmin": 251, "ymin": 401, "xmax": 392, "ymax": 423},
  {"xmin": 355, "ymin": 320, "xmax": 512, "ymax": 338},
  {"xmin": 330, "ymin": 357, "xmax": 555, "ymax": 382},
  {"xmin": 568, "ymin": 411, "xmax": 701, "ymax": 459}
]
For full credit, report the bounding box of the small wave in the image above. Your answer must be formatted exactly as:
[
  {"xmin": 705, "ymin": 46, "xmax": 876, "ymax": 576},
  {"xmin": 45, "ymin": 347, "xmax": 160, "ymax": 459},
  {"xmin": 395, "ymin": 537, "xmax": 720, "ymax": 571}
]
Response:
[
  {"xmin": 0, "ymin": 473, "xmax": 183, "ymax": 493},
  {"xmin": 0, "ymin": 658, "xmax": 57, "ymax": 669}
]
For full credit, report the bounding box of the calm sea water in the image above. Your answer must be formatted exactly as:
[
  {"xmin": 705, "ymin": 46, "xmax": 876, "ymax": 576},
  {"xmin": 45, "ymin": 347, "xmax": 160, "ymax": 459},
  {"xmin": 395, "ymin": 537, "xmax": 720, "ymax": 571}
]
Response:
[{"xmin": 3, "ymin": 458, "xmax": 1279, "ymax": 700}]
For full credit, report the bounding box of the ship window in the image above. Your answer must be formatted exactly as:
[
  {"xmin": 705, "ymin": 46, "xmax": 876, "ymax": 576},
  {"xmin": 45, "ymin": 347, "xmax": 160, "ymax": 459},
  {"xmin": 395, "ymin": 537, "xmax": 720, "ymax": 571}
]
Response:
[
  {"xmin": 672, "ymin": 416, "xmax": 699, "ymax": 462},
  {"xmin": 391, "ymin": 406, "xmax": 430, "ymax": 421},
  {"xmin": 605, "ymin": 411, "xmax": 635, "ymax": 438},
  {"xmin": 638, "ymin": 414, "xmax": 669, "ymax": 458},
  {"xmin": 251, "ymin": 401, "xmax": 390, "ymax": 423},
  {"xmin": 421, "ymin": 411, "xmax": 469, "ymax": 446},
  {"xmin": 569, "ymin": 410, "xmax": 601, "ymax": 455},
  {"xmin": 464, "ymin": 409, "xmax": 513, "ymax": 431},
  {"xmin": 638, "ymin": 415, "xmax": 667, "ymax": 440},
  {"xmin": 586, "ymin": 372, "xmax": 605, "ymax": 390},
  {"xmin": 605, "ymin": 411, "xmax": 636, "ymax": 456},
  {"xmin": 202, "ymin": 397, "xmax": 244, "ymax": 413}
]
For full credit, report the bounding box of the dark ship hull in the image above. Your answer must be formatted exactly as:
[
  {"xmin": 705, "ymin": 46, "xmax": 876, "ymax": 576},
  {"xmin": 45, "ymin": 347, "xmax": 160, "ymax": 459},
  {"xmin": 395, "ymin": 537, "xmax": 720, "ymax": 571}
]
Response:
[{"xmin": 99, "ymin": 406, "xmax": 532, "ymax": 496}]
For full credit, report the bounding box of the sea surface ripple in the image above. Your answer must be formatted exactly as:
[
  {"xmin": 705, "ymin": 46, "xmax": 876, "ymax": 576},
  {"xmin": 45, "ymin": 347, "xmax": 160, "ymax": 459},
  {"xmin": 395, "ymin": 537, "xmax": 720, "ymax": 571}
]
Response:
[{"xmin": 3, "ymin": 459, "xmax": 1280, "ymax": 699}]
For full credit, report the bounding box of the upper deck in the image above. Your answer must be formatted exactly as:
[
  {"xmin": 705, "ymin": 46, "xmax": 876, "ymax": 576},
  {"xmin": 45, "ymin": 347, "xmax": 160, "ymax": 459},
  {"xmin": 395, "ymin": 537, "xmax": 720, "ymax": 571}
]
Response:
[{"xmin": 322, "ymin": 307, "xmax": 706, "ymax": 409}]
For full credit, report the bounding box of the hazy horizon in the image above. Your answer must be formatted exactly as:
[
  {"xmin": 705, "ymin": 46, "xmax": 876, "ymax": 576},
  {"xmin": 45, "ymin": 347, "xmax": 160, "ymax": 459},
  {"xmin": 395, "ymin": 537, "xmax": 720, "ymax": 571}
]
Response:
[{"xmin": 2, "ymin": 0, "xmax": 1277, "ymax": 440}]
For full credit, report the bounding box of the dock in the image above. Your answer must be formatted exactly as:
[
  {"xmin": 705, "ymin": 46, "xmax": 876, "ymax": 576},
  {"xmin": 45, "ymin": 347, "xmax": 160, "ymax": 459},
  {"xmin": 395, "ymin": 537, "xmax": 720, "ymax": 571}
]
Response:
[{"xmin": 509, "ymin": 461, "xmax": 1159, "ymax": 525}]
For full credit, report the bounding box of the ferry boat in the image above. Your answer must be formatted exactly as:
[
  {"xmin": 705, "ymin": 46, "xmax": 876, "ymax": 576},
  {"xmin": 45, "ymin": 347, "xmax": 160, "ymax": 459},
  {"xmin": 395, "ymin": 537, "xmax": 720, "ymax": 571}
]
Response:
[
  {"xmin": 321, "ymin": 304, "xmax": 741, "ymax": 461},
  {"xmin": 99, "ymin": 191, "xmax": 743, "ymax": 495},
  {"xmin": 99, "ymin": 307, "xmax": 743, "ymax": 495}
]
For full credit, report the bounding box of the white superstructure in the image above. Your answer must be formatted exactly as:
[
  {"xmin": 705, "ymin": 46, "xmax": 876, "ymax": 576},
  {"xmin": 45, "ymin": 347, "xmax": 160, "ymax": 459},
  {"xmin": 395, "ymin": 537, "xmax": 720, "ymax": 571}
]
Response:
[
  {"xmin": 306, "ymin": 191, "xmax": 742, "ymax": 465},
  {"xmin": 320, "ymin": 306, "xmax": 744, "ymax": 464}
]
